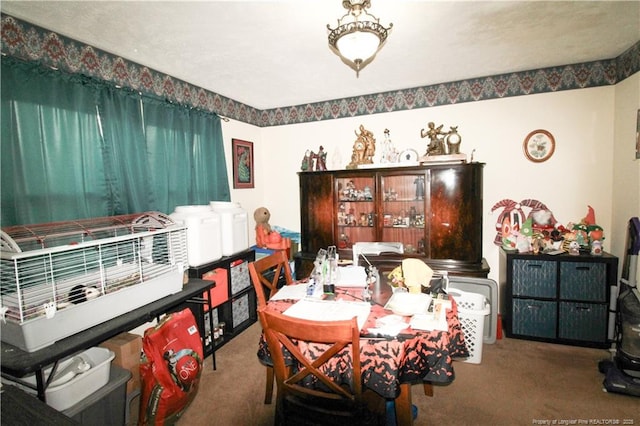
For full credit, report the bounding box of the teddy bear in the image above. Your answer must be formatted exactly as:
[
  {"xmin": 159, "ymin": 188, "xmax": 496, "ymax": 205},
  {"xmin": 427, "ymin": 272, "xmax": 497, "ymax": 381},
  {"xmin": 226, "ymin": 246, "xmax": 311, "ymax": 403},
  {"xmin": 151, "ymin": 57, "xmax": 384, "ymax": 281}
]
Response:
[{"xmin": 254, "ymin": 207, "xmax": 291, "ymax": 251}]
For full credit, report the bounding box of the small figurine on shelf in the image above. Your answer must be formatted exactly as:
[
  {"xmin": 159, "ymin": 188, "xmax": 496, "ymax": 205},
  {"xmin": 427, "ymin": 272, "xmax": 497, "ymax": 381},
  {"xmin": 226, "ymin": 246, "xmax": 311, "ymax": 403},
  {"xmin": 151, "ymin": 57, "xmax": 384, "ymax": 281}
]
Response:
[
  {"xmin": 315, "ymin": 146, "xmax": 327, "ymax": 171},
  {"xmin": 338, "ymin": 233, "xmax": 349, "ymax": 249},
  {"xmin": 414, "ymin": 176, "xmax": 425, "ymax": 200},
  {"xmin": 591, "ymin": 240, "xmax": 603, "ymax": 256},
  {"xmin": 568, "ymin": 240, "xmax": 581, "ymax": 256},
  {"xmin": 300, "ymin": 150, "xmax": 312, "ymax": 171},
  {"xmin": 363, "ymin": 186, "xmax": 373, "ymax": 200}
]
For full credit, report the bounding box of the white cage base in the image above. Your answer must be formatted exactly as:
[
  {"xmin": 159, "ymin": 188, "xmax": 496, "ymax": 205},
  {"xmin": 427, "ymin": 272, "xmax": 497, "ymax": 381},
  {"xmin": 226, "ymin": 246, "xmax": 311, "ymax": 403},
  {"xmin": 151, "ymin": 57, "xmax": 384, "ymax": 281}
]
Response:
[{"xmin": 1, "ymin": 267, "xmax": 183, "ymax": 352}]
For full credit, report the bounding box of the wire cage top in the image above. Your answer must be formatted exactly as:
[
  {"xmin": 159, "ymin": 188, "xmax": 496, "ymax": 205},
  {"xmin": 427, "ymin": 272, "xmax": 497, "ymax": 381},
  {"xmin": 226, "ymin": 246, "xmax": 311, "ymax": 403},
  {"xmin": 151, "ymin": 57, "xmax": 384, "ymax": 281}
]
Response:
[{"xmin": 0, "ymin": 212, "xmax": 189, "ymax": 352}]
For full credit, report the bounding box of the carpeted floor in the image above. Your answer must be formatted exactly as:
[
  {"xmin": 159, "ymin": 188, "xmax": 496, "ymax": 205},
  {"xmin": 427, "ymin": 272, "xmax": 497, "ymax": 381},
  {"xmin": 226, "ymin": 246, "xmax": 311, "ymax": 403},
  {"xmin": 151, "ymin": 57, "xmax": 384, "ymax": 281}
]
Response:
[{"xmin": 176, "ymin": 322, "xmax": 639, "ymax": 426}]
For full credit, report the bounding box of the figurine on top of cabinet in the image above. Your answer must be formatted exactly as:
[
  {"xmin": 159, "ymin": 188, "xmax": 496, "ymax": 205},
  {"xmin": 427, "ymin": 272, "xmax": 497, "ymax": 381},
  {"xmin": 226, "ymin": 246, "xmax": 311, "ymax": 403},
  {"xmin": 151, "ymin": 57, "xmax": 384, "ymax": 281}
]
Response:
[
  {"xmin": 347, "ymin": 125, "xmax": 376, "ymax": 169},
  {"xmin": 315, "ymin": 146, "xmax": 327, "ymax": 171},
  {"xmin": 300, "ymin": 146, "xmax": 328, "ymax": 171},
  {"xmin": 300, "ymin": 150, "xmax": 312, "ymax": 171},
  {"xmin": 380, "ymin": 129, "xmax": 400, "ymax": 164},
  {"xmin": 420, "ymin": 122, "xmax": 467, "ymax": 162},
  {"xmin": 420, "ymin": 122, "xmax": 447, "ymax": 156}
]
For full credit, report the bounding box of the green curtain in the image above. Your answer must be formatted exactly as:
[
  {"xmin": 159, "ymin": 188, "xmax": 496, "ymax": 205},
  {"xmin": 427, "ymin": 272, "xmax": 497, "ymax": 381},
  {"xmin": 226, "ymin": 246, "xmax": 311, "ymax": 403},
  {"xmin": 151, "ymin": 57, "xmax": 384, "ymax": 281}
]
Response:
[
  {"xmin": 97, "ymin": 86, "xmax": 152, "ymax": 214},
  {"xmin": 142, "ymin": 98, "xmax": 230, "ymax": 212},
  {"xmin": 1, "ymin": 57, "xmax": 230, "ymax": 227},
  {"xmin": 143, "ymin": 99, "xmax": 194, "ymax": 211},
  {"xmin": 1, "ymin": 59, "xmax": 108, "ymax": 225},
  {"xmin": 188, "ymin": 108, "xmax": 229, "ymax": 205}
]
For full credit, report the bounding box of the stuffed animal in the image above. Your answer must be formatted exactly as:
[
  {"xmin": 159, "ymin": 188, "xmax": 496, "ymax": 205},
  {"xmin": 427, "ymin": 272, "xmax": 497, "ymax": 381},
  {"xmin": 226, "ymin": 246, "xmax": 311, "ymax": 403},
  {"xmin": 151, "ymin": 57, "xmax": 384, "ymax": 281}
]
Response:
[
  {"xmin": 254, "ymin": 207, "xmax": 273, "ymax": 236},
  {"xmin": 253, "ymin": 207, "xmax": 291, "ymax": 250}
]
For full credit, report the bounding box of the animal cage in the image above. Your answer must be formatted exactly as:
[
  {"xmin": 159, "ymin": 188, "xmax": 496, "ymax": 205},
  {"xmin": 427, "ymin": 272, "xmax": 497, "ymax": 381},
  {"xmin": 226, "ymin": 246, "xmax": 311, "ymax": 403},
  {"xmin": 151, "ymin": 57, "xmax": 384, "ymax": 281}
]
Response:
[{"xmin": 0, "ymin": 212, "xmax": 188, "ymax": 352}]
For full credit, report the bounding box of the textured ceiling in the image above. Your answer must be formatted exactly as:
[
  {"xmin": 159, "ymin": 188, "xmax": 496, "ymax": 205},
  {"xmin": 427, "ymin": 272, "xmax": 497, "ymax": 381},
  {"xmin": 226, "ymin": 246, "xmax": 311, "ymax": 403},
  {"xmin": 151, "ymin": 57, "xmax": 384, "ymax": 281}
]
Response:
[{"xmin": 1, "ymin": 1, "xmax": 639, "ymax": 110}]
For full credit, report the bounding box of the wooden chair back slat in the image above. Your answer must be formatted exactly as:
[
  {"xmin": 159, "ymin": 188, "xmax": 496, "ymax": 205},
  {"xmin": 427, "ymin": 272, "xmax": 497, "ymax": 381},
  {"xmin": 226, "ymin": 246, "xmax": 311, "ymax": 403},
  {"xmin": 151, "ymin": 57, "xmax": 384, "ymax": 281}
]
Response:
[
  {"xmin": 249, "ymin": 250, "xmax": 293, "ymax": 308},
  {"xmin": 258, "ymin": 308, "xmax": 362, "ymax": 404}
]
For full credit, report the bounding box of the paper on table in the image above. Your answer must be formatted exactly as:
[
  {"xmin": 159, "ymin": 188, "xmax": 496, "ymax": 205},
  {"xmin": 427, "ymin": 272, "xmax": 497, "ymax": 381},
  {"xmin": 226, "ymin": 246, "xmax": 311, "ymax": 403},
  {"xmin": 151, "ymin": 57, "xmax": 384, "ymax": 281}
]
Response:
[
  {"xmin": 368, "ymin": 314, "xmax": 408, "ymax": 336},
  {"xmin": 335, "ymin": 265, "xmax": 367, "ymax": 288},
  {"xmin": 269, "ymin": 282, "xmax": 323, "ymax": 301},
  {"xmin": 282, "ymin": 299, "xmax": 372, "ymax": 331},
  {"xmin": 409, "ymin": 314, "xmax": 448, "ymax": 332},
  {"xmin": 409, "ymin": 299, "xmax": 450, "ymax": 332}
]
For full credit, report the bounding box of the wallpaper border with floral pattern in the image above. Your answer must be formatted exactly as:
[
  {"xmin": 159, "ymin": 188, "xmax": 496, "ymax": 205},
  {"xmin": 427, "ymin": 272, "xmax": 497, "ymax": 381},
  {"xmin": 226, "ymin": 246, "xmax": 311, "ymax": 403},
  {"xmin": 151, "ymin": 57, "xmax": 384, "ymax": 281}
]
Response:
[{"xmin": 2, "ymin": 14, "xmax": 639, "ymax": 128}]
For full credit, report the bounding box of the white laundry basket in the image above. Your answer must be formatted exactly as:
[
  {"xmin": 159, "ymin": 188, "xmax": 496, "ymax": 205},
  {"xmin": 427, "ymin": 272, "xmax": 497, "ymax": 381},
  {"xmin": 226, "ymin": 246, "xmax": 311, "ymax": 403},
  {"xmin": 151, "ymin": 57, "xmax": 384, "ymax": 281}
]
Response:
[{"xmin": 449, "ymin": 289, "xmax": 491, "ymax": 364}]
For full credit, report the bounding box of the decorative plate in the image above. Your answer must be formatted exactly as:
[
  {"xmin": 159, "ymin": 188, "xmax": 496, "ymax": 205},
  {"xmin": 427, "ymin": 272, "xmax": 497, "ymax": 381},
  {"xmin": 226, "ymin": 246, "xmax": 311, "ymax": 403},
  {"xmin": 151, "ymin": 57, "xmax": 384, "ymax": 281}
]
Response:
[
  {"xmin": 523, "ymin": 129, "xmax": 555, "ymax": 162},
  {"xmin": 399, "ymin": 149, "xmax": 419, "ymax": 163}
]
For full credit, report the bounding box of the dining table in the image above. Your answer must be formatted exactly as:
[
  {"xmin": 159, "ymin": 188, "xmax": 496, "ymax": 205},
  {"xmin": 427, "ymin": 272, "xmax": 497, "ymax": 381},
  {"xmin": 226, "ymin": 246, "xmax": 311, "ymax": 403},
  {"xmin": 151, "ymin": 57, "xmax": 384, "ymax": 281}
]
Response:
[{"xmin": 257, "ymin": 276, "xmax": 470, "ymax": 426}]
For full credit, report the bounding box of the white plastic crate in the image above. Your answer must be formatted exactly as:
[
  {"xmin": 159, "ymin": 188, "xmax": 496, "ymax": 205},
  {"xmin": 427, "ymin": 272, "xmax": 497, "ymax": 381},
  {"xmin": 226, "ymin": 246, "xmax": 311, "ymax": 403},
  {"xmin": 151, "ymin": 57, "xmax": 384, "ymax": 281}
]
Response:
[{"xmin": 449, "ymin": 289, "xmax": 490, "ymax": 364}]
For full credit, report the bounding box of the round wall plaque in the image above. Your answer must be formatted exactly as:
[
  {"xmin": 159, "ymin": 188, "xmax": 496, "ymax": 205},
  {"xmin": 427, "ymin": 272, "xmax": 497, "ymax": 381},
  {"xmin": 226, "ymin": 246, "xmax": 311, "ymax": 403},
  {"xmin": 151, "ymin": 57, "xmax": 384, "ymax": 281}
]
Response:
[{"xmin": 523, "ymin": 129, "xmax": 555, "ymax": 163}]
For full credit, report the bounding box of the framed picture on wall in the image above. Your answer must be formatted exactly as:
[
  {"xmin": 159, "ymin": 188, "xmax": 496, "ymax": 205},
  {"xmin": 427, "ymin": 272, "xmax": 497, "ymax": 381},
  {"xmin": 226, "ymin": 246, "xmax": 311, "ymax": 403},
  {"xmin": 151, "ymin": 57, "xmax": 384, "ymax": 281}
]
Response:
[{"xmin": 232, "ymin": 139, "xmax": 254, "ymax": 189}]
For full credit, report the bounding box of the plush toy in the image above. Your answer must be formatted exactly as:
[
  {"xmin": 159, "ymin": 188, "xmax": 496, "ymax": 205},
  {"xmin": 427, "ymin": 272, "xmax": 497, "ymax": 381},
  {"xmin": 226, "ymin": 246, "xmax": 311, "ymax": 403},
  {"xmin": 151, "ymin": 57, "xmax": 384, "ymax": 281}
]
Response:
[
  {"xmin": 387, "ymin": 265, "xmax": 406, "ymax": 288},
  {"xmin": 253, "ymin": 207, "xmax": 291, "ymax": 251}
]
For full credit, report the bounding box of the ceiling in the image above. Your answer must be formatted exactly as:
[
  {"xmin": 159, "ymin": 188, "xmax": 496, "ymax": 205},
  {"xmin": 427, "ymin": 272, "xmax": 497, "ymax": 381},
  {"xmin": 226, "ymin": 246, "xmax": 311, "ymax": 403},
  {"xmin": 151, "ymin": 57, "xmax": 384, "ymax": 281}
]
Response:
[{"xmin": 2, "ymin": 1, "xmax": 639, "ymax": 110}]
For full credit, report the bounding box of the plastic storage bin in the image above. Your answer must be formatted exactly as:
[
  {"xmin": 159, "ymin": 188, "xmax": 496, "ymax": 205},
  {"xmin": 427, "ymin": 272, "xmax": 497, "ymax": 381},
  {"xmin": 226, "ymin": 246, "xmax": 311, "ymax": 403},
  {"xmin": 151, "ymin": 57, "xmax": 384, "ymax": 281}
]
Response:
[
  {"xmin": 210, "ymin": 201, "xmax": 249, "ymax": 256},
  {"xmin": 19, "ymin": 347, "xmax": 115, "ymax": 411},
  {"xmin": 449, "ymin": 289, "xmax": 490, "ymax": 364},
  {"xmin": 63, "ymin": 364, "xmax": 130, "ymax": 426},
  {"xmin": 170, "ymin": 205, "xmax": 222, "ymax": 266}
]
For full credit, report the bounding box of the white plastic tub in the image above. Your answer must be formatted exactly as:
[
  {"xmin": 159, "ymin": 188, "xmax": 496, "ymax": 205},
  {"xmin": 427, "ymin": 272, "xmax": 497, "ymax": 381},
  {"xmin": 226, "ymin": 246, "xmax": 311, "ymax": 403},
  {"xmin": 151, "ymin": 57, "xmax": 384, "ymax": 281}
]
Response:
[
  {"xmin": 210, "ymin": 201, "xmax": 249, "ymax": 256},
  {"xmin": 171, "ymin": 205, "xmax": 222, "ymax": 266},
  {"xmin": 20, "ymin": 347, "xmax": 115, "ymax": 411}
]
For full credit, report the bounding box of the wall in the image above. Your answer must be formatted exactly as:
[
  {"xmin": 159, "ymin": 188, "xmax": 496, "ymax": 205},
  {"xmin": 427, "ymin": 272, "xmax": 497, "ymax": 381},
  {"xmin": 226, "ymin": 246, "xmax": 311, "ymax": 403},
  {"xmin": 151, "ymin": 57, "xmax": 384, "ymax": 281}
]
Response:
[
  {"xmin": 221, "ymin": 118, "xmax": 263, "ymax": 225},
  {"xmin": 612, "ymin": 72, "xmax": 640, "ymax": 286},
  {"xmin": 2, "ymin": 15, "xmax": 636, "ymax": 285},
  {"xmin": 225, "ymin": 76, "xmax": 640, "ymax": 286}
]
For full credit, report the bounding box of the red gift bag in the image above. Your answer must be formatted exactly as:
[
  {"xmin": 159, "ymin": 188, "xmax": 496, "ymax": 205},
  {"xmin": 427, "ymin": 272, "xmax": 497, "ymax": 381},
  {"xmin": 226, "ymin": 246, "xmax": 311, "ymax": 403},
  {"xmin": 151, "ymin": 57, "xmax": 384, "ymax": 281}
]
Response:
[{"xmin": 139, "ymin": 308, "xmax": 203, "ymax": 425}]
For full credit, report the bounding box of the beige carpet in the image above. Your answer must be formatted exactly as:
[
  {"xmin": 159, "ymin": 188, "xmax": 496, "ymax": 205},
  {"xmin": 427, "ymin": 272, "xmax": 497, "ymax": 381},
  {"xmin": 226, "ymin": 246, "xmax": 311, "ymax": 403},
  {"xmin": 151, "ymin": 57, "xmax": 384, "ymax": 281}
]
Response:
[{"xmin": 176, "ymin": 322, "xmax": 639, "ymax": 426}]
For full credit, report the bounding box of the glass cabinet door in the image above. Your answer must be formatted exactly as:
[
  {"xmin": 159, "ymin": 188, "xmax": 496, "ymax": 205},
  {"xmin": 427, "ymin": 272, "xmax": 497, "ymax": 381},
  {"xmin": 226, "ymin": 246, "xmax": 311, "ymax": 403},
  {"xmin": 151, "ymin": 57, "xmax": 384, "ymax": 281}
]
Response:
[
  {"xmin": 335, "ymin": 175, "xmax": 376, "ymax": 249},
  {"xmin": 428, "ymin": 166, "xmax": 483, "ymax": 262},
  {"xmin": 380, "ymin": 173, "xmax": 426, "ymax": 254}
]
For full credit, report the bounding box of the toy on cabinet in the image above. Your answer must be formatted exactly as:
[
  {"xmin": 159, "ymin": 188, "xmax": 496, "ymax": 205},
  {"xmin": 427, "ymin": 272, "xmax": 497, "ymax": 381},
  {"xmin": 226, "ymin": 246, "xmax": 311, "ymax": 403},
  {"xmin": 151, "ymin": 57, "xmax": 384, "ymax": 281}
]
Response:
[{"xmin": 253, "ymin": 207, "xmax": 291, "ymax": 251}]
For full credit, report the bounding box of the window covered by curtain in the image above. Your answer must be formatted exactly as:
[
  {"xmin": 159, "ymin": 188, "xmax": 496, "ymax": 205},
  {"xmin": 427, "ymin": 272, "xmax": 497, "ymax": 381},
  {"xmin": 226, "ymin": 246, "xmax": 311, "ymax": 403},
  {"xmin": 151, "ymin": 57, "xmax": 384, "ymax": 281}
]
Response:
[
  {"xmin": 1, "ymin": 58, "xmax": 108, "ymax": 225},
  {"xmin": 1, "ymin": 57, "xmax": 230, "ymax": 227},
  {"xmin": 97, "ymin": 85, "xmax": 151, "ymax": 214},
  {"xmin": 142, "ymin": 99, "xmax": 229, "ymax": 212}
]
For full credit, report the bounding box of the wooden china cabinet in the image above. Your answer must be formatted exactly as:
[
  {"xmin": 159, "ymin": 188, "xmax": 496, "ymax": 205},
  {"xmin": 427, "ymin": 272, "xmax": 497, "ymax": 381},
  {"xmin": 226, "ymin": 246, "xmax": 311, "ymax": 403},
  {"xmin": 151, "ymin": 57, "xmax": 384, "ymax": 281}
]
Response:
[{"xmin": 295, "ymin": 162, "xmax": 489, "ymax": 279}]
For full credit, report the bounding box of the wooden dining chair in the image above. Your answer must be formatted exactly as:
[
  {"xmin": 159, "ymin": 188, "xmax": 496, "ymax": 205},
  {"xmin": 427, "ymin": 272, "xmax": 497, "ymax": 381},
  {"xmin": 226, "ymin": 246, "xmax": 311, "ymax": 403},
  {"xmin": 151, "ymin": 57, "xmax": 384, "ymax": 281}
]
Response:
[
  {"xmin": 248, "ymin": 250, "xmax": 294, "ymax": 404},
  {"xmin": 249, "ymin": 250, "xmax": 294, "ymax": 308},
  {"xmin": 258, "ymin": 308, "xmax": 383, "ymax": 426}
]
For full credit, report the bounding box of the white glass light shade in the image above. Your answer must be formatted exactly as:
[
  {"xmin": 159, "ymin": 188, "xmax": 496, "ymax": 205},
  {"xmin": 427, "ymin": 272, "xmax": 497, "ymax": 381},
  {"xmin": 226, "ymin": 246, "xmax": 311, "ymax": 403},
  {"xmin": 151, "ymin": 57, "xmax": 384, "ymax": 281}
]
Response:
[
  {"xmin": 327, "ymin": 0, "xmax": 392, "ymax": 76},
  {"xmin": 336, "ymin": 30, "xmax": 380, "ymax": 63}
]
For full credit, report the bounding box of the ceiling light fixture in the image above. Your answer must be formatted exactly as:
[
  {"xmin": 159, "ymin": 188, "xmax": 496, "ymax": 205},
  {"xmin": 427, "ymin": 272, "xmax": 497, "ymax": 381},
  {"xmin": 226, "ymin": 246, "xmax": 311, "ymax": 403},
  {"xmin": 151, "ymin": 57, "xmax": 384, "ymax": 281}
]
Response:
[{"xmin": 327, "ymin": 0, "xmax": 392, "ymax": 77}]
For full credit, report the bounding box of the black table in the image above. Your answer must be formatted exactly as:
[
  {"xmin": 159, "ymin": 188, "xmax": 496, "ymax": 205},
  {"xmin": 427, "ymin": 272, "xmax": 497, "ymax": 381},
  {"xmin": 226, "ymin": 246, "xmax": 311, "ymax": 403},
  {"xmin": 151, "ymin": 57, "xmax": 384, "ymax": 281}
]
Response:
[
  {"xmin": 1, "ymin": 278, "xmax": 215, "ymax": 402},
  {"xmin": 1, "ymin": 384, "xmax": 79, "ymax": 425}
]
